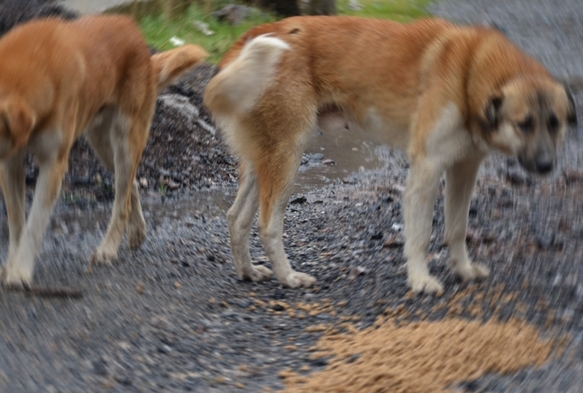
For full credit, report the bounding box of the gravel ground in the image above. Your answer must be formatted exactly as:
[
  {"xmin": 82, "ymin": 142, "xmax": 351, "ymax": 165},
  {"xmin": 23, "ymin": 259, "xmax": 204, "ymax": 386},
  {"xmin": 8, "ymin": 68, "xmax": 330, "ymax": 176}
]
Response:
[{"xmin": 1, "ymin": 1, "xmax": 583, "ymax": 392}]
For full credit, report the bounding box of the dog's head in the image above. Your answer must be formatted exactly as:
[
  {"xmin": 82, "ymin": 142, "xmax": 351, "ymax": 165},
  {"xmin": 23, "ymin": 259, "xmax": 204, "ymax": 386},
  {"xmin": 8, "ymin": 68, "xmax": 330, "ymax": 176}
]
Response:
[
  {"xmin": 479, "ymin": 75, "xmax": 576, "ymax": 175},
  {"xmin": 0, "ymin": 97, "xmax": 36, "ymax": 159}
]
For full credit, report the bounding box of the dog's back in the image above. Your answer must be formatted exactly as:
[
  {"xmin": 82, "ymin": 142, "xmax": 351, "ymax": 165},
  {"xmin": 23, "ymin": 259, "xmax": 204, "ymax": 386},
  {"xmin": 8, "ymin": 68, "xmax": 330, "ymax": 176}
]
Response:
[{"xmin": 0, "ymin": 15, "xmax": 154, "ymax": 136}]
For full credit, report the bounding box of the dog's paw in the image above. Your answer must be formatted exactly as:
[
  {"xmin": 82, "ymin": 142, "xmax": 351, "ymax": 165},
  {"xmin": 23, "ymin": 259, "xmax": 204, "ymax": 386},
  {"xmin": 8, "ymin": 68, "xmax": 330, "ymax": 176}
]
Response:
[
  {"xmin": 455, "ymin": 262, "xmax": 490, "ymax": 282},
  {"xmin": 90, "ymin": 248, "xmax": 117, "ymax": 266},
  {"xmin": 279, "ymin": 271, "xmax": 317, "ymax": 289},
  {"xmin": 127, "ymin": 226, "xmax": 146, "ymax": 249},
  {"xmin": 241, "ymin": 265, "xmax": 273, "ymax": 282},
  {"xmin": 0, "ymin": 264, "xmax": 33, "ymax": 289},
  {"xmin": 408, "ymin": 274, "xmax": 444, "ymax": 296}
]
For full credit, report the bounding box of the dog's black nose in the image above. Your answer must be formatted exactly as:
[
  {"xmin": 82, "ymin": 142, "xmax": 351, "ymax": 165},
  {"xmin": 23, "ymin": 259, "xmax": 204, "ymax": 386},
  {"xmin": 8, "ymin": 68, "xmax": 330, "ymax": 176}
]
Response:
[{"xmin": 535, "ymin": 155, "xmax": 553, "ymax": 174}]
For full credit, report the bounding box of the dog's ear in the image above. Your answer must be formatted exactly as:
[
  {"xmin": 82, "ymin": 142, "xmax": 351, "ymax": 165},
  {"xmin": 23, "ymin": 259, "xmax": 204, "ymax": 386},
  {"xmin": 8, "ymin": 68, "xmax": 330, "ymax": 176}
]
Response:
[
  {"xmin": 564, "ymin": 84, "xmax": 578, "ymax": 126},
  {"xmin": 0, "ymin": 99, "xmax": 36, "ymax": 151},
  {"xmin": 484, "ymin": 93, "xmax": 504, "ymax": 130}
]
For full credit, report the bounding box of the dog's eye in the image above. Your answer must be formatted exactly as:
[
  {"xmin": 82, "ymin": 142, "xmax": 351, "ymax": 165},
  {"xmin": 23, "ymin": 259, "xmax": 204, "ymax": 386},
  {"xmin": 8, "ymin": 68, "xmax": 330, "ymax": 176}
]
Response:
[
  {"xmin": 548, "ymin": 113, "xmax": 559, "ymax": 133},
  {"xmin": 517, "ymin": 116, "xmax": 533, "ymax": 133}
]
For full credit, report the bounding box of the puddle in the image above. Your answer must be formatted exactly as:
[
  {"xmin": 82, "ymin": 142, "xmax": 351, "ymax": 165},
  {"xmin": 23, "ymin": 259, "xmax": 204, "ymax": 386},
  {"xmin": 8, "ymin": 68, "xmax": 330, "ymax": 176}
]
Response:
[{"xmin": 298, "ymin": 129, "xmax": 389, "ymax": 194}]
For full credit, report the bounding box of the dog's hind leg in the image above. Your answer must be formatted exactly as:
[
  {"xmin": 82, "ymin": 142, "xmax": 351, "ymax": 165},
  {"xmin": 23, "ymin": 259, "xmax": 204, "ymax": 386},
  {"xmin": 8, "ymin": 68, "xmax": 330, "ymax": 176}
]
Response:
[
  {"xmin": 85, "ymin": 109, "xmax": 146, "ymax": 252},
  {"xmin": 226, "ymin": 161, "xmax": 273, "ymax": 282},
  {"xmin": 255, "ymin": 146, "xmax": 316, "ymax": 289},
  {"xmin": 0, "ymin": 150, "xmax": 26, "ymax": 259},
  {"xmin": 91, "ymin": 111, "xmax": 149, "ymax": 264},
  {"xmin": 444, "ymin": 156, "xmax": 489, "ymax": 282}
]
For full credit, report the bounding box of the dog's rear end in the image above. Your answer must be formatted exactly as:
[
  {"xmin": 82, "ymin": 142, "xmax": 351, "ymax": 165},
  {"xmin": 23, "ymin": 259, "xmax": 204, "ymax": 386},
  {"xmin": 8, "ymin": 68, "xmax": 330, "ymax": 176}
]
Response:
[
  {"xmin": 205, "ymin": 26, "xmax": 320, "ymax": 288},
  {"xmin": 0, "ymin": 15, "xmax": 207, "ymax": 286}
]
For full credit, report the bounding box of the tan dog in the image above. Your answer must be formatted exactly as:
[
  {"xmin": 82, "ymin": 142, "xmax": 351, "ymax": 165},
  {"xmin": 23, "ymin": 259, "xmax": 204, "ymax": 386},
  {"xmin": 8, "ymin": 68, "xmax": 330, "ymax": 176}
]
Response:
[
  {"xmin": 204, "ymin": 16, "xmax": 577, "ymax": 294},
  {"xmin": 0, "ymin": 15, "xmax": 208, "ymax": 287}
]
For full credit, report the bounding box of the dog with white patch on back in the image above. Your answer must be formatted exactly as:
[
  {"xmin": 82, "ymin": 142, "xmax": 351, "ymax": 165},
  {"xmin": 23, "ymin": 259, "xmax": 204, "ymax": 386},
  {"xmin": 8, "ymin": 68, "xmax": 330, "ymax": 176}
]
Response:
[
  {"xmin": 203, "ymin": 16, "xmax": 577, "ymax": 294},
  {"xmin": 0, "ymin": 14, "xmax": 208, "ymax": 287}
]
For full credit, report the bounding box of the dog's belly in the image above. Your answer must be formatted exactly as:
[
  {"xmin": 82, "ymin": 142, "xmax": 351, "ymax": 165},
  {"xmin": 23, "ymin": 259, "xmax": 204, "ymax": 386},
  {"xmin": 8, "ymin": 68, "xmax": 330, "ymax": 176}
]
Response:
[
  {"xmin": 362, "ymin": 109, "xmax": 409, "ymax": 150},
  {"xmin": 317, "ymin": 108, "xmax": 409, "ymax": 151}
]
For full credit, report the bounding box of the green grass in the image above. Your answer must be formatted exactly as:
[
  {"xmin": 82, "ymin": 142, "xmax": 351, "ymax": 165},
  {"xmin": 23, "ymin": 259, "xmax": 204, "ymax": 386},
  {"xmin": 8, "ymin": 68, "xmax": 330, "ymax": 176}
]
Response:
[
  {"xmin": 338, "ymin": 0, "xmax": 431, "ymax": 22},
  {"xmin": 136, "ymin": 0, "xmax": 431, "ymax": 64},
  {"xmin": 138, "ymin": 2, "xmax": 276, "ymax": 63}
]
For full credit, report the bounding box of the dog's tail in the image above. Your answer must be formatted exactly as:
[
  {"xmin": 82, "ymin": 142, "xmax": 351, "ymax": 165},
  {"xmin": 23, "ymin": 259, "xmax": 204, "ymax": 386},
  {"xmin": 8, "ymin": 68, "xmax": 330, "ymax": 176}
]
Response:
[
  {"xmin": 203, "ymin": 34, "xmax": 290, "ymax": 116},
  {"xmin": 151, "ymin": 44, "xmax": 209, "ymax": 92}
]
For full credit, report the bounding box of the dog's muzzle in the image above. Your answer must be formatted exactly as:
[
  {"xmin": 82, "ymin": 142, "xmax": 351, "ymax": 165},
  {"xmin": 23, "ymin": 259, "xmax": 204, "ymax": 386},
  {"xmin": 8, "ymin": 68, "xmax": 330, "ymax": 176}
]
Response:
[{"xmin": 519, "ymin": 150, "xmax": 555, "ymax": 175}]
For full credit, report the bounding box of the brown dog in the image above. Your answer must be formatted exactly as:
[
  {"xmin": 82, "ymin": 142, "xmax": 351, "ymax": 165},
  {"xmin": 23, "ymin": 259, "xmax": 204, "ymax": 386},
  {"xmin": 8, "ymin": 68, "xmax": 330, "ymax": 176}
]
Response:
[
  {"xmin": 204, "ymin": 16, "xmax": 576, "ymax": 294},
  {"xmin": 0, "ymin": 15, "xmax": 208, "ymax": 287}
]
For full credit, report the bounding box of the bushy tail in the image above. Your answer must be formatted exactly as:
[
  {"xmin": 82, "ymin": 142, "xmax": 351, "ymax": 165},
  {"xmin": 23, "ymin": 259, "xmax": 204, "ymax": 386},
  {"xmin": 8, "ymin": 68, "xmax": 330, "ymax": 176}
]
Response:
[
  {"xmin": 151, "ymin": 44, "xmax": 209, "ymax": 92},
  {"xmin": 203, "ymin": 35, "xmax": 290, "ymax": 116}
]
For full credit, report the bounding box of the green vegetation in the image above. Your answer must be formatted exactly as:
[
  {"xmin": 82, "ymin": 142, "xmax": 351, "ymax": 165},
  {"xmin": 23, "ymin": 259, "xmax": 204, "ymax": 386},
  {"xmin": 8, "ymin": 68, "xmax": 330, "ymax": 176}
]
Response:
[
  {"xmin": 138, "ymin": 2, "xmax": 276, "ymax": 63},
  {"xmin": 135, "ymin": 0, "xmax": 431, "ymax": 64},
  {"xmin": 338, "ymin": 0, "xmax": 431, "ymax": 22}
]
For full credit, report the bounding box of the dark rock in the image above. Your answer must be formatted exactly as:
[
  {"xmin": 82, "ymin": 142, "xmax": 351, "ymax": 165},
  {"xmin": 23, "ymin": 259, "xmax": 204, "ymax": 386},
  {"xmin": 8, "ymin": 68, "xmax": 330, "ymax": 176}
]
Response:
[
  {"xmin": 290, "ymin": 196, "xmax": 307, "ymax": 204},
  {"xmin": 92, "ymin": 358, "xmax": 108, "ymax": 376},
  {"xmin": 211, "ymin": 4, "xmax": 253, "ymax": 25}
]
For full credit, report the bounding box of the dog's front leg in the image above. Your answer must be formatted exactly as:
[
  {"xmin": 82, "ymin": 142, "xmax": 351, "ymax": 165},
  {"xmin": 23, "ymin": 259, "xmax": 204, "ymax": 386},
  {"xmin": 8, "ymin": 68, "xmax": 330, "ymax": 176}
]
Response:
[
  {"xmin": 0, "ymin": 150, "xmax": 26, "ymax": 260},
  {"xmin": 404, "ymin": 158, "xmax": 443, "ymax": 294},
  {"xmin": 444, "ymin": 156, "xmax": 489, "ymax": 282},
  {"xmin": 1, "ymin": 155, "xmax": 68, "ymax": 287}
]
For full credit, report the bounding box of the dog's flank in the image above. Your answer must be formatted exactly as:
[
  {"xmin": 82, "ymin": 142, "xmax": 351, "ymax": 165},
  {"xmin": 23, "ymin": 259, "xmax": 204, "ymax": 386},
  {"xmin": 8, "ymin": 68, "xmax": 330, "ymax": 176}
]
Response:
[
  {"xmin": 0, "ymin": 15, "xmax": 207, "ymax": 287},
  {"xmin": 204, "ymin": 16, "xmax": 576, "ymax": 292}
]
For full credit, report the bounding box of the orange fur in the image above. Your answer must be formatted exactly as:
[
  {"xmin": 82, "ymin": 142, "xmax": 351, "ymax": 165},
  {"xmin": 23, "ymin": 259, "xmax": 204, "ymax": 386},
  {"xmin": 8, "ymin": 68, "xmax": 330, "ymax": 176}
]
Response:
[
  {"xmin": 204, "ymin": 16, "xmax": 575, "ymax": 292},
  {"xmin": 0, "ymin": 15, "xmax": 207, "ymax": 287}
]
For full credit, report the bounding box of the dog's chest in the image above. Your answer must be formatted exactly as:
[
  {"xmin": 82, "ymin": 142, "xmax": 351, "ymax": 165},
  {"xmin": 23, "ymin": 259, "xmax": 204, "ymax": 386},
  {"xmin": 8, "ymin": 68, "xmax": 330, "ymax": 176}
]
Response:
[{"xmin": 424, "ymin": 103, "xmax": 482, "ymax": 165}]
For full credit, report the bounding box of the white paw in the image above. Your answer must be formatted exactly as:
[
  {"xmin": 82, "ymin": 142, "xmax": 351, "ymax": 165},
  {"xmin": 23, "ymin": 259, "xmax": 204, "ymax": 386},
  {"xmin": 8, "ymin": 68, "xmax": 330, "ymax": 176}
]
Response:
[
  {"xmin": 408, "ymin": 273, "xmax": 444, "ymax": 295},
  {"xmin": 454, "ymin": 262, "xmax": 490, "ymax": 282},
  {"xmin": 279, "ymin": 271, "xmax": 317, "ymax": 289},
  {"xmin": 91, "ymin": 248, "xmax": 118, "ymax": 265},
  {"xmin": 241, "ymin": 265, "xmax": 273, "ymax": 282},
  {"xmin": 1, "ymin": 263, "xmax": 33, "ymax": 288}
]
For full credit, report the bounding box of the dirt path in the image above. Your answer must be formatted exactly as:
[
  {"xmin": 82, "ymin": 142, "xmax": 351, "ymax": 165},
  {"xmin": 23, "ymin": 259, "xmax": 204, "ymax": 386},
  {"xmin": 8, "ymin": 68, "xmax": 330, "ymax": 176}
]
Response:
[{"xmin": 1, "ymin": 1, "xmax": 583, "ymax": 392}]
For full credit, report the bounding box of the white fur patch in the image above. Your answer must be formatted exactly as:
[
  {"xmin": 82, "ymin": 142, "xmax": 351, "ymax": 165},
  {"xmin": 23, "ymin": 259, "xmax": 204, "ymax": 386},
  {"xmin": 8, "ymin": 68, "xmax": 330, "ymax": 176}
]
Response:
[
  {"xmin": 221, "ymin": 35, "xmax": 290, "ymax": 115},
  {"xmin": 425, "ymin": 103, "xmax": 481, "ymax": 166},
  {"xmin": 242, "ymin": 34, "xmax": 291, "ymax": 56}
]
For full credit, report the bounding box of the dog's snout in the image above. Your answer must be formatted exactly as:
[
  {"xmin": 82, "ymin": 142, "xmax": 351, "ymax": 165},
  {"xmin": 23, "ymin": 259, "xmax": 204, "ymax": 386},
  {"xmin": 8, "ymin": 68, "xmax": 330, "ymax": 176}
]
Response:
[{"xmin": 535, "ymin": 152, "xmax": 553, "ymax": 174}]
